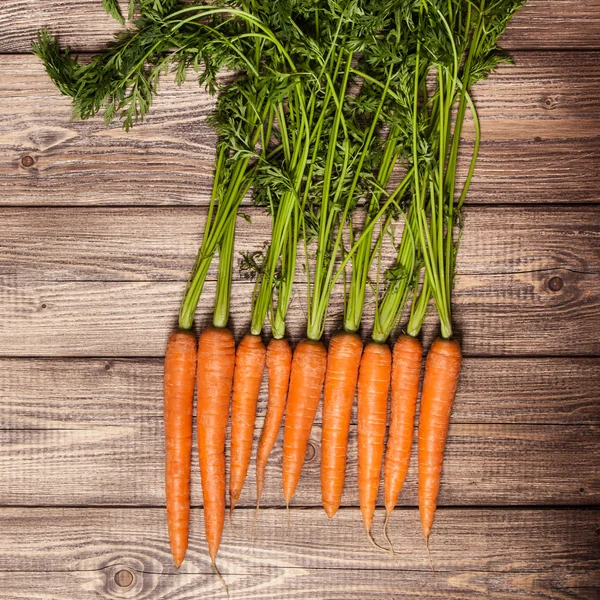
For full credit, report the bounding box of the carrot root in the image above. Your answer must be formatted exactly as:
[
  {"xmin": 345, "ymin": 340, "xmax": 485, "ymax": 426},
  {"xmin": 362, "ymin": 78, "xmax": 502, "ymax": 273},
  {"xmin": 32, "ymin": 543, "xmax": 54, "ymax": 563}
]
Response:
[
  {"xmin": 163, "ymin": 329, "xmax": 197, "ymax": 568},
  {"xmin": 229, "ymin": 333, "xmax": 266, "ymax": 513},
  {"xmin": 197, "ymin": 326, "xmax": 236, "ymax": 562},
  {"xmin": 358, "ymin": 341, "xmax": 391, "ymax": 534},
  {"xmin": 321, "ymin": 332, "xmax": 363, "ymax": 518},
  {"xmin": 418, "ymin": 337, "xmax": 462, "ymax": 544},
  {"xmin": 282, "ymin": 339, "xmax": 327, "ymax": 505},
  {"xmin": 384, "ymin": 335, "xmax": 423, "ymax": 514},
  {"xmin": 256, "ymin": 338, "xmax": 292, "ymax": 508}
]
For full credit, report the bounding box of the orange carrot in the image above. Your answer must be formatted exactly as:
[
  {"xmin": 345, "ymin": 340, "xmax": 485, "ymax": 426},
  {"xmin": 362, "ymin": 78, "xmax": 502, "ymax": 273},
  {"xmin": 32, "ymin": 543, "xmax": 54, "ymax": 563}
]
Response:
[
  {"xmin": 418, "ymin": 338, "xmax": 462, "ymax": 544},
  {"xmin": 384, "ymin": 335, "xmax": 423, "ymax": 516},
  {"xmin": 256, "ymin": 338, "xmax": 292, "ymax": 506},
  {"xmin": 229, "ymin": 333, "xmax": 266, "ymax": 512},
  {"xmin": 321, "ymin": 331, "xmax": 363, "ymax": 518},
  {"xmin": 357, "ymin": 341, "xmax": 391, "ymax": 534},
  {"xmin": 197, "ymin": 326, "xmax": 235, "ymax": 562},
  {"xmin": 282, "ymin": 339, "xmax": 327, "ymax": 505},
  {"xmin": 163, "ymin": 330, "xmax": 197, "ymax": 568}
]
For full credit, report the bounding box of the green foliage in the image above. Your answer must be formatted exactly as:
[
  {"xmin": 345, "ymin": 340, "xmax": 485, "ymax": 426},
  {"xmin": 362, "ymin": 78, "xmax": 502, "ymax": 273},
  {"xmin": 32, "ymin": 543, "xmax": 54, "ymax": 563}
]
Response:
[{"xmin": 33, "ymin": 0, "xmax": 527, "ymax": 334}]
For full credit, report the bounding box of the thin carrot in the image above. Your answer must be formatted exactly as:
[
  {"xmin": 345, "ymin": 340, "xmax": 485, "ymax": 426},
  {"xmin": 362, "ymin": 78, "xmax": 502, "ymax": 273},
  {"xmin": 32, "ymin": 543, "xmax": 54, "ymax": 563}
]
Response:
[
  {"xmin": 384, "ymin": 334, "xmax": 423, "ymax": 517},
  {"xmin": 282, "ymin": 339, "xmax": 327, "ymax": 506},
  {"xmin": 256, "ymin": 338, "xmax": 292, "ymax": 506},
  {"xmin": 229, "ymin": 333, "xmax": 266, "ymax": 513},
  {"xmin": 357, "ymin": 341, "xmax": 391, "ymax": 535},
  {"xmin": 321, "ymin": 331, "xmax": 363, "ymax": 518},
  {"xmin": 163, "ymin": 330, "xmax": 197, "ymax": 568},
  {"xmin": 197, "ymin": 326, "xmax": 236, "ymax": 562},
  {"xmin": 418, "ymin": 337, "xmax": 462, "ymax": 544}
]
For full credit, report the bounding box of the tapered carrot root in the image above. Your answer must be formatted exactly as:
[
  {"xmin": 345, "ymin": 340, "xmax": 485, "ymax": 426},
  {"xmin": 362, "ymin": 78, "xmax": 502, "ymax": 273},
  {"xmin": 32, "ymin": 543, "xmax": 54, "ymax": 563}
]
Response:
[
  {"xmin": 282, "ymin": 339, "xmax": 327, "ymax": 505},
  {"xmin": 321, "ymin": 332, "xmax": 363, "ymax": 518},
  {"xmin": 418, "ymin": 338, "xmax": 462, "ymax": 543},
  {"xmin": 358, "ymin": 341, "xmax": 391, "ymax": 533},
  {"xmin": 197, "ymin": 326, "xmax": 235, "ymax": 561},
  {"xmin": 164, "ymin": 330, "xmax": 197, "ymax": 568},
  {"xmin": 229, "ymin": 333, "xmax": 266, "ymax": 512},
  {"xmin": 384, "ymin": 335, "xmax": 423, "ymax": 515},
  {"xmin": 256, "ymin": 338, "xmax": 292, "ymax": 506}
]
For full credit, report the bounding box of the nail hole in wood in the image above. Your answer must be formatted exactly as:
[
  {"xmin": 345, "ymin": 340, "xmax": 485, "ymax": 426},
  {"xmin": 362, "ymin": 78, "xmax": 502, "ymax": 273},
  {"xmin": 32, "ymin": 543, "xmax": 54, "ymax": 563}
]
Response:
[
  {"xmin": 41, "ymin": 303, "xmax": 47, "ymax": 309},
  {"xmin": 114, "ymin": 569, "xmax": 134, "ymax": 588},
  {"xmin": 534, "ymin": 136, "xmax": 542, "ymax": 143},
  {"xmin": 305, "ymin": 441, "xmax": 316, "ymax": 462},
  {"xmin": 548, "ymin": 276, "xmax": 564, "ymax": 292},
  {"xmin": 596, "ymin": 527, "xmax": 600, "ymax": 536},
  {"xmin": 105, "ymin": 361, "xmax": 112, "ymax": 371},
  {"xmin": 20, "ymin": 155, "xmax": 35, "ymax": 168},
  {"xmin": 579, "ymin": 487, "xmax": 585, "ymax": 493}
]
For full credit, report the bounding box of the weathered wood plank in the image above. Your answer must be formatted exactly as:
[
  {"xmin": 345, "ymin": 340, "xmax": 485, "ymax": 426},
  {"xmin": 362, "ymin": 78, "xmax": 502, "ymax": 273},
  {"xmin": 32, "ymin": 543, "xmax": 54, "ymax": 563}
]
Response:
[
  {"xmin": 2, "ymin": 357, "xmax": 598, "ymax": 427},
  {"xmin": 0, "ymin": 420, "xmax": 598, "ymax": 506},
  {"xmin": 0, "ymin": 267, "xmax": 598, "ymax": 356},
  {"xmin": 1, "ymin": 0, "xmax": 600, "ymax": 53},
  {"xmin": 1, "ymin": 53, "xmax": 599, "ymax": 205},
  {"xmin": 1, "ymin": 569, "xmax": 598, "ymax": 600},
  {"xmin": 1, "ymin": 206, "xmax": 598, "ymax": 281},
  {"xmin": 0, "ymin": 508, "xmax": 598, "ymax": 573}
]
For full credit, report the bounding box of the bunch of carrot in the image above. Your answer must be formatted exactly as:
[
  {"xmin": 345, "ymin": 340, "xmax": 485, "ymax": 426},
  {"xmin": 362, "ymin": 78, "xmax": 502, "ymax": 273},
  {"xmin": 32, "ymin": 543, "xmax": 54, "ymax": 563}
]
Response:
[{"xmin": 34, "ymin": 0, "xmax": 526, "ymax": 581}]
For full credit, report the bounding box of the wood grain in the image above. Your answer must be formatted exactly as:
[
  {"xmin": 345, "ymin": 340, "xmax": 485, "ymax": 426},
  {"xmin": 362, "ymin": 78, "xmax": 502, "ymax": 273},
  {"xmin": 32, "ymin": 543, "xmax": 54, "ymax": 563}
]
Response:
[
  {"xmin": 0, "ymin": 507, "xmax": 597, "ymax": 573},
  {"xmin": 2, "ymin": 357, "xmax": 598, "ymax": 427},
  {"xmin": 1, "ymin": 0, "xmax": 600, "ymax": 53},
  {"xmin": 1, "ymin": 206, "xmax": 598, "ymax": 281},
  {"xmin": 0, "ymin": 508, "xmax": 597, "ymax": 600},
  {"xmin": 1, "ymin": 52, "xmax": 599, "ymax": 205},
  {"xmin": 1, "ymin": 267, "xmax": 598, "ymax": 356},
  {"xmin": 0, "ymin": 419, "xmax": 598, "ymax": 506},
  {"xmin": 0, "ymin": 569, "xmax": 598, "ymax": 600}
]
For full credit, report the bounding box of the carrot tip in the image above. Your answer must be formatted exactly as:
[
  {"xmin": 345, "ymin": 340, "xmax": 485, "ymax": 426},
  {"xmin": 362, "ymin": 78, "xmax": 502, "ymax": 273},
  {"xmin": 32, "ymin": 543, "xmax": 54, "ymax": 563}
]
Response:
[
  {"xmin": 425, "ymin": 537, "xmax": 435, "ymax": 573},
  {"xmin": 383, "ymin": 511, "xmax": 398, "ymax": 565},
  {"xmin": 323, "ymin": 503, "xmax": 337, "ymax": 519},
  {"xmin": 211, "ymin": 556, "xmax": 229, "ymax": 599},
  {"xmin": 367, "ymin": 528, "xmax": 392, "ymax": 555}
]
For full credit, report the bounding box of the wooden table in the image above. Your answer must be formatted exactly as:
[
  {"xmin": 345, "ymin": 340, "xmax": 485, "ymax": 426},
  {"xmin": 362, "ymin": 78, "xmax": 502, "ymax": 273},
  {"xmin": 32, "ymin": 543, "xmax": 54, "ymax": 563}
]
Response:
[{"xmin": 1, "ymin": 1, "xmax": 599, "ymax": 598}]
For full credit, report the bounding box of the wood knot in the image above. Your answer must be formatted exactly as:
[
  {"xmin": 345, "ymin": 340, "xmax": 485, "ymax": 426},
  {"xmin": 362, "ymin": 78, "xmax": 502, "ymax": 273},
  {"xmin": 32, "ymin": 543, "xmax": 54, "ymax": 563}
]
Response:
[
  {"xmin": 542, "ymin": 95, "xmax": 559, "ymax": 110},
  {"xmin": 20, "ymin": 155, "xmax": 35, "ymax": 168},
  {"xmin": 114, "ymin": 569, "xmax": 134, "ymax": 588},
  {"xmin": 547, "ymin": 276, "xmax": 564, "ymax": 292}
]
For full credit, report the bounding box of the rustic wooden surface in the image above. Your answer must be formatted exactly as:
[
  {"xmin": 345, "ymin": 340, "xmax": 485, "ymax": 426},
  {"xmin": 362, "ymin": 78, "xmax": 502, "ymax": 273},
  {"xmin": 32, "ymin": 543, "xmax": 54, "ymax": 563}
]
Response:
[{"xmin": 0, "ymin": 1, "xmax": 599, "ymax": 599}]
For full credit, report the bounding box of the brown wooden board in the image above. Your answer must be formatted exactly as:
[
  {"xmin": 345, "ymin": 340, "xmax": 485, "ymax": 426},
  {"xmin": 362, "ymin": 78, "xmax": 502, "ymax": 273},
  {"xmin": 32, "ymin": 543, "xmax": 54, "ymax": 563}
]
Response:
[
  {"xmin": 0, "ymin": 269, "xmax": 598, "ymax": 356},
  {"xmin": 0, "ymin": 569, "xmax": 598, "ymax": 600},
  {"xmin": 0, "ymin": 508, "xmax": 597, "ymax": 599},
  {"xmin": 0, "ymin": 507, "xmax": 597, "ymax": 573},
  {"xmin": 1, "ymin": 206, "xmax": 598, "ymax": 281},
  {"xmin": 1, "ymin": 2, "xmax": 599, "ymax": 598},
  {"xmin": 0, "ymin": 52, "xmax": 599, "ymax": 206},
  {"xmin": 2, "ymin": 357, "xmax": 598, "ymax": 427},
  {"xmin": 1, "ymin": 0, "xmax": 600, "ymax": 53},
  {"xmin": 0, "ymin": 419, "xmax": 598, "ymax": 506}
]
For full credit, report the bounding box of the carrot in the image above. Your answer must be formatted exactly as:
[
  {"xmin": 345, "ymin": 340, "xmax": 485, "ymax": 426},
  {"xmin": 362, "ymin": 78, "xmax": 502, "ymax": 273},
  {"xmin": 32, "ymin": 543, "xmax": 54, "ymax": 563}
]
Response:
[
  {"xmin": 357, "ymin": 341, "xmax": 391, "ymax": 534},
  {"xmin": 163, "ymin": 330, "xmax": 197, "ymax": 568},
  {"xmin": 418, "ymin": 337, "xmax": 462, "ymax": 544},
  {"xmin": 229, "ymin": 333, "xmax": 266, "ymax": 512},
  {"xmin": 282, "ymin": 339, "xmax": 327, "ymax": 505},
  {"xmin": 197, "ymin": 326, "xmax": 236, "ymax": 562},
  {"xmin": 256, "ymin": 338, "xmax": 292, "ymax": 506},
  {"xmin": 321, "ymin": 331, "xmax": 363, "ymax": 518},
  {"xmin": 384, "ymin": 334, "xmax": 423, "ymax": 516}
]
